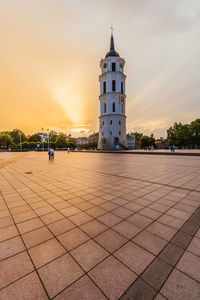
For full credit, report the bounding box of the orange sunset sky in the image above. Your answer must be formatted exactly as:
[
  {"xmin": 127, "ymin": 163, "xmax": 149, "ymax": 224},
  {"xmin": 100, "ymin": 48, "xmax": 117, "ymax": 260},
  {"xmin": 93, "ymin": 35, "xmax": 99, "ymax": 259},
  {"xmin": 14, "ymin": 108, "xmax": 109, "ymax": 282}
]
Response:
[{"xmin": 1, "ymin": 0, "xmax": 200, "ymax": 137}]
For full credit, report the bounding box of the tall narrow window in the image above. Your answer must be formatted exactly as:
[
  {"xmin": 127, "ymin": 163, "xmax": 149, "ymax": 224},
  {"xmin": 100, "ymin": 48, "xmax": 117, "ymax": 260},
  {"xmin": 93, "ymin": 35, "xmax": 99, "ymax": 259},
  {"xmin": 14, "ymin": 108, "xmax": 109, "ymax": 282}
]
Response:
[
  {"xmin": 121, "ymin": 103, "xmax": 124, "ymax": 113},
  {"xmin": 112, "ymin": 62, "xmax": 116, "ymax": 71},
  {"xmin": 112, "ymin": 102, "xmax": 116, "ymax": 112},
  {"xmin": 103, "ymin": 81, "xmax": 106, "ymax": 94},
  {"xmin": 110, "ymin": 131, "xmax": 112, "ymax": 136},
  {"xmin": 119, "ymin": 131, "xmax": 121, "ymax": 136},
  {"xmin": 119, "ymin": 120, "xmax": 121, "ymax": 125},
  {"xmin": 103, "ymin": 103, "xmax": 106, "ymax": 113},
  {"xmin": 121, "ymin": 82, "xmax": 123, "ymax": 94},
  {"xmin": 112, "ymin": 80, "xmax": 116, "ymax": 92},
  {"xmin": 110, "ymin": 120, "xmax": 112, "ymax": 125}
]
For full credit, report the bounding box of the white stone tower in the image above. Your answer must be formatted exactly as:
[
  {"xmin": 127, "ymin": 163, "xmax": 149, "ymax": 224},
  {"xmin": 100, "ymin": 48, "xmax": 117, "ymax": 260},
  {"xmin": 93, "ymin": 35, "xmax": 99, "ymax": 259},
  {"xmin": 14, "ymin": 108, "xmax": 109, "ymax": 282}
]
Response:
[{"xmin": 98, "ymin": 33, "xmax": 128, "ymax": 150}]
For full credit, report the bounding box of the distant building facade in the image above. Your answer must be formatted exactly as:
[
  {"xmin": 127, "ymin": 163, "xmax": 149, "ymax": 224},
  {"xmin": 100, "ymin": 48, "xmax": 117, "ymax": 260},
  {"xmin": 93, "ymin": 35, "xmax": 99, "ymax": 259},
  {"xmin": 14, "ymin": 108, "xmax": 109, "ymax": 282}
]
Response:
[
  {"xmin": 98, "ymin": 33, "xmax": 127, "ymax": 150},
  {"xmin": 76, "ymin": 137, "xmax": 88, "ymax": 145},
  {"xmin": 88, "ymin": 132, "xmax": 99, "ymax": 147},
  {"xmin": 126, "ymin": 134, "xmax": 135, "ymax": 149}
]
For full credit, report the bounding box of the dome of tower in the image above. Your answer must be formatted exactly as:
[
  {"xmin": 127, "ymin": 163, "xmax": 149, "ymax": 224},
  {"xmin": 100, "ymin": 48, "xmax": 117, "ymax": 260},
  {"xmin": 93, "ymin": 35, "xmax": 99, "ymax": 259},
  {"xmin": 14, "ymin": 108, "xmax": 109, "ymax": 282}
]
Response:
[{"xmin": 105, "ymin": 34, "xmax": 120, "ymax": 58}]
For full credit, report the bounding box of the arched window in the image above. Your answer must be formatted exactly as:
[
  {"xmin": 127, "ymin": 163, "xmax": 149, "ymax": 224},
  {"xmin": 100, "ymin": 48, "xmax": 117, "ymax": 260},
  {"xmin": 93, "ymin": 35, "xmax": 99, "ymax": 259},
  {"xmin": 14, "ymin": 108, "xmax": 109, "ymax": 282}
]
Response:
[
  {"xmin": 112, "ymin": 102, "xmax": 116, "ymax": 112},
  {"xmin": 112, "ymin": 80, "xmax": 116, "ymax": 92},
  {"xmin": 103, "ymin": 103, "xmax": 106, "ymax": 113},
  {"xmin": 121, "ymin": 82, "xmax": 123, "ymax": 94},
  {"xmin": 119, "ymin": 120, "xmax": 121, "ymax": 126},
  {"xmin": 103, "ymin": 81, "xmax": 106, "ymax": 94},
  {"xmin": 112, "ymin": 62, "xmax": 116, "ymax": 71}
]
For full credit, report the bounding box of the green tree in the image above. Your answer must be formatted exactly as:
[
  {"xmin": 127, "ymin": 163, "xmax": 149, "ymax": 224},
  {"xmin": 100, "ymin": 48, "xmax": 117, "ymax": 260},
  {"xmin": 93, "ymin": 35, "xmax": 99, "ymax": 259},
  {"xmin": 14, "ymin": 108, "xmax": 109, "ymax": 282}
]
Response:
[
  {"xmin": 190, "ymin": 119, "xmax": 200, "ymax": 148},
  {"xmin": 28, "ymin": 134, "xmax": 41, "ymax": 142},
  {"xmin": 56, "ymin": 135, "xmax": 67, "ymax": 148},
  {"xmin": 10, "ymin": 129, "xmax": 26, "ymax": 144},
  {"xmin": 141, "ymin": 135, "xmax": 150, "ymax": 148},
  {"xmin": 131, "ymin": 132, "xmax": 143, "ymax": 141},
  {"xmin": 49, "ymin": 130, "xmax": 58, "ymax": 142},
  {"xmin": 0, "ymin": 134, "xmax": 12, "ymax": 149}
]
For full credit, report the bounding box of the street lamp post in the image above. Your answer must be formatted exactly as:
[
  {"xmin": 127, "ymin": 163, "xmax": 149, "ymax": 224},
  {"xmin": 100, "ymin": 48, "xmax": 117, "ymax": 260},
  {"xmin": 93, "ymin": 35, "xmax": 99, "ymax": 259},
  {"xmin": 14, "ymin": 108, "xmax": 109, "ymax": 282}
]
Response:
[
  {"xmin": 19, "ymin": 133, "xmax": 22, "ymax": 151},
  {"xmin": 47, "ymin": 128, "xmax": 49, "ymax": 150},
  {"xmin": 41, "ymin": 128, "xmax": 44, "ymax": 151}
]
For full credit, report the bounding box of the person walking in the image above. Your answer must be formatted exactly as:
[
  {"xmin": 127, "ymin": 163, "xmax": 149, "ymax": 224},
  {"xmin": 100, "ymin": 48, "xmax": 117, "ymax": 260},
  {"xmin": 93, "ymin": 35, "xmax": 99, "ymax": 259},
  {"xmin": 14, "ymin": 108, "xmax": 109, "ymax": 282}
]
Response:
[{"xmin": 67, "ymin": 147, "xmax": 70, "ymax": 154}]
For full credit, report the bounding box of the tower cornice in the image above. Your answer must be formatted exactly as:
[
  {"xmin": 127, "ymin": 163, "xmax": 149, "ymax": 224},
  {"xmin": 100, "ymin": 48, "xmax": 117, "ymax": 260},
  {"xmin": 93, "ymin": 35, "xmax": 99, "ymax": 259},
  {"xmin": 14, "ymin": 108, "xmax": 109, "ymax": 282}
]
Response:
[
  {"xmin": 99, "ymin": 92, "xmax": 126, "ymax": 99},
  {"xmin": 99, "ymin": 71, "xmax": 126, "ymax": 80}
]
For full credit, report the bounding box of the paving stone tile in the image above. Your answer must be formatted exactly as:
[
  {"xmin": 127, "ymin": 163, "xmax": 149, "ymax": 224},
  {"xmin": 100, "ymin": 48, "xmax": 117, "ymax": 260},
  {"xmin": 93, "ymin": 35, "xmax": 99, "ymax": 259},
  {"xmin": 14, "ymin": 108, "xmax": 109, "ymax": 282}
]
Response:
[
  {"xmin": 28, "ymin": 238, "xmax": 66, "ymax": 268},
  {"xmin": 166, "ymin": 208, "xmax": 191, "ymax": 220},
  {"xmin": 157, "ymin": 214, "xmax": 185, "ymax": 229},
  {"xmin": 53, "ymin": 201, "xmax": 71, "ymax": 209},
  {"xmin": 161, "ymin": 269, "xmax": 200, "ymax": 300},
  {"xmin": 12, "ymin": 211, "xmax": 37, "ymax": 223},
  {"xmin": 97, "ymin": 213, "xmax": 122, "ymax": 227},
  {"xmin": 38, "ymin": 253, "xmax": 84, "ymax": 298},
  {"xmin": 133, "ymin": 231, "xmax": 167, "ymax": 255},
  {"xmin": 0, "ymin": 236, "xmax": 25, "ymax": 260},
  {"xmin": 147, "ymin": 222, "xmax": 177, "ymax": 241},
  {"xmin": 89, "ymin": 255, "xmax": 137, "ymax": 300},
  {"xmin": 0, "ymin": 225, "xmax": 18, "ymax": 242},
  {"xmin": 142, "ymin": 258, "xmax": 172, "ymax": 290},
  {"xmin": 58, "ymin": 227, "xmax": 90, "ymax": 251},
  {"xmin": 94, "ymin": 229, "xmax": 127, "ymax": 253},
  {"xmin": 114, "ymin": 241, "xmax": 155, "ymax": 274},
  {"xmin": 48, "ymin": 218, "xmax": 75, "ymax": 236},
  {"xmin": 120, "ymin": 278, "xmax": 157, "ymax": 300},
  {"xmin": 80, "ymin": 219, "xmax": 108, "ymax": 237},
  {"xmin": 16, "ymin": 217, "xmax": 44, "ymax": 234},
  {"xmin": 124, "ymin": 202, "xmax": 144, "ymax": 212},
  {"xmin": 0, "ymin": 272, "xmax": 48, "ymax": 300},
  {"xmin": 40, "ymin": 211, "xmax": 64, "ymax": 225},
  {"xmin": 113, "ymin": 221, "xmax": 142, "ymax": 239},
  {"xmin": 159, "ymin": 243, "xmax": 184, "ymax": 266},
  {"xmin": 70, "ymin": 239, "xmax": 109, "ymax": 272},
  {"xmin": 176, "ymin": 251, "xmax": 200, "ymax": 282},
  {"xmin": 127, "ymin": 213, "xmax": 153, "ymax": 229},
  {"xmin": 100, "ymin": 202, "xmax": 118, "ymax": 211},
  {"xmin": 0, "ymin": 209, "xmax": 10, "ymax": 219},
  {"xmin": 22, "ymin": 226, "xmax": 53, "ymax": 248},
  {"xmin": 0, "ymin": 251, "xmax": 34, "ymax": 289},
  {"xmin": 112, "ymin": 207, "xmax": 133, "ymax": 218},
  {"xmin": 68, "ymin": 211, "xmax": 93, "ymax": 226},
  {"xmin": 171, "ymin": 231, "xmax": 193, "ymax": 249},
  {"xmin": 139, "ymin": 208, "xmax": 162, "ymax": 220},
  {"xmin": 0, "ymin": 216, "xmax": 14, "ymax": 229},
  {"xmin": 86, "ymin": 206, "xmax": 106, "ymax": 218},
  {"xmin": 54, "ymin": 275, "xmax": 107, "ymax": 300},
  {"xmin": 187, "ymin": 237, "xmax": 200, "ymax": 256},
  {"xmin": 154, "ymin": 294, "xmax": 166, "ymax": 300},
  {"xmin": 60, "ymin": 206, "xmax": 81, "ymax": 217}
]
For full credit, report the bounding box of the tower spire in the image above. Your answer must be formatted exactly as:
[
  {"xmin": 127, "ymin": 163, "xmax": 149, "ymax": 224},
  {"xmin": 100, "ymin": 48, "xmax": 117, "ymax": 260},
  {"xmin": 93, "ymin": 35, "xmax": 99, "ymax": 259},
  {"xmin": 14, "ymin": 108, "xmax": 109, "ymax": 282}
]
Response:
[{"xmin": 110, "ymin": 26, "xmax": 114, "ymax": 50}]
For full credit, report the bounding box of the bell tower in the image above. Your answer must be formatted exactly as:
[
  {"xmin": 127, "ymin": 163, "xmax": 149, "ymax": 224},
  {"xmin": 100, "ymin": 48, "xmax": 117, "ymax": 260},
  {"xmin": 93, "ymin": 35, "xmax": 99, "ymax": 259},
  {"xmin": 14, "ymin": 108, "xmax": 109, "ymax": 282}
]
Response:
[{"xmin": 98, "ymin": 33, "xmax": 127, "ymax": 150}]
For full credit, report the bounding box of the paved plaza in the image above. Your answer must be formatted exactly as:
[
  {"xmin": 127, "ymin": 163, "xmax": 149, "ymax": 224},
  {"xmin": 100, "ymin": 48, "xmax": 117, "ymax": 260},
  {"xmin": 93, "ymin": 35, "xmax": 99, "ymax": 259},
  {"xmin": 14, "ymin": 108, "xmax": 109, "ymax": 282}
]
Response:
[{"xmin": 0, "ymin": 151, "xmax": 200, "ymax": 300}]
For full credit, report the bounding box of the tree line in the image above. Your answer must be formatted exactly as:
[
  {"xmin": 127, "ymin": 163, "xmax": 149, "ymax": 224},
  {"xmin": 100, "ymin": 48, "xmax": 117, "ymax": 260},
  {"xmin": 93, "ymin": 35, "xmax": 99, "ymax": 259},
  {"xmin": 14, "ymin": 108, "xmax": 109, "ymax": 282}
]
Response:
[{"xmin": 0, "ymin": 129, "xmax": 76, "ymax": 150}]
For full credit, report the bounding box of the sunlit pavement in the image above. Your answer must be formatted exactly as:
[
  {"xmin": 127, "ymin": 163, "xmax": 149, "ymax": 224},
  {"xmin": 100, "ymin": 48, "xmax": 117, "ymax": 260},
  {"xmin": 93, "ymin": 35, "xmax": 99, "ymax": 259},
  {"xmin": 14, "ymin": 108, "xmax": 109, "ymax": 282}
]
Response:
[{"xmin": 0, "ymin": 151, "xmax": 200, "ymax": 300}]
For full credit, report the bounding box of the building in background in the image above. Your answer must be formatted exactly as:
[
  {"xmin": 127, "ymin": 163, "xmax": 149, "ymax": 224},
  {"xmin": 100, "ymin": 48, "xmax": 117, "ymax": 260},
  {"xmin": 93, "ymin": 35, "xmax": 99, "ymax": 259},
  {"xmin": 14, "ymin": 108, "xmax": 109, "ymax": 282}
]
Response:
[
  {"xmin": 126, "ymin": 134, "xmax": 135, "ymax": 149},
  {"xmin": 76, "ymin": 137, "xmax": 88, "ymax": 145},
  {"xmin": 98, "ymin": 33, "xmax": 128, "ymax": 150},
  {"xmin": 88, "ymin": 132, "xmax": 99, "ymax": 148}
]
